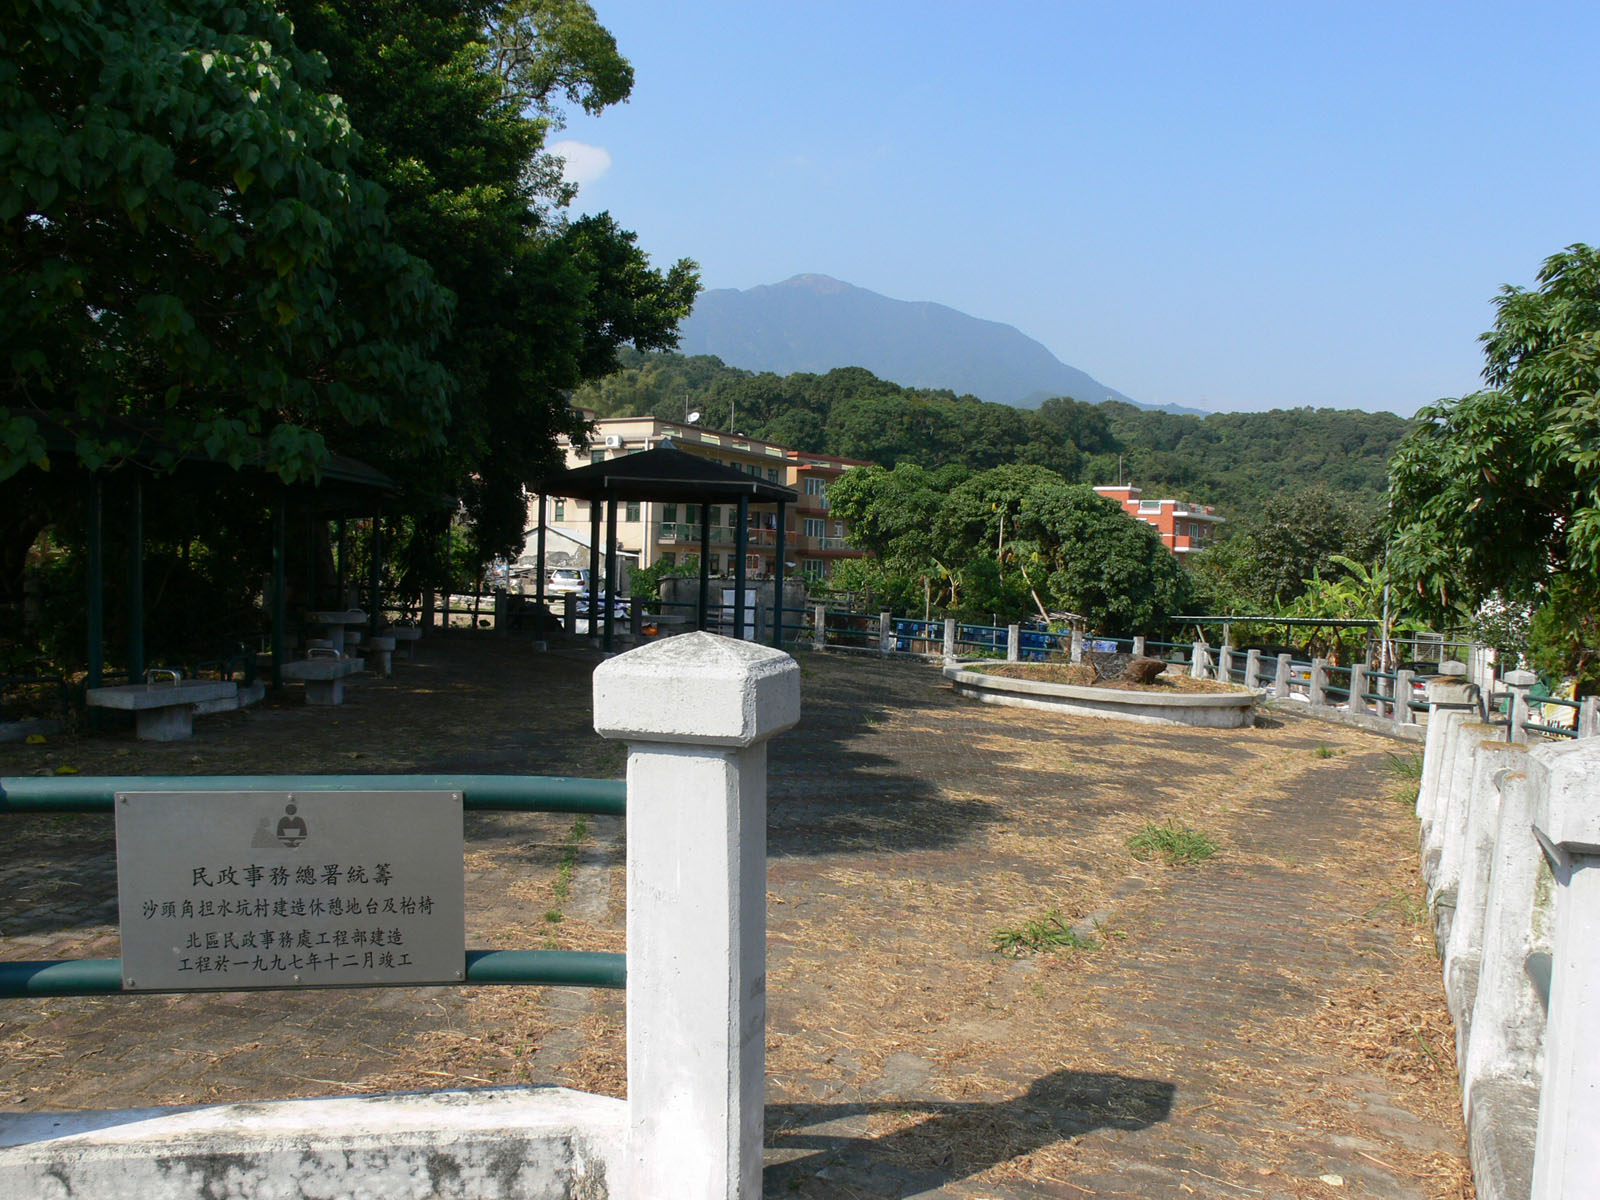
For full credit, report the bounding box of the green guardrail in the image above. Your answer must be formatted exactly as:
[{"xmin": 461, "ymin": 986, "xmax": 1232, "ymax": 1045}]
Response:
[{"xmin": 0, "ymin": 773, "xmax": 626, "ymax": 998}]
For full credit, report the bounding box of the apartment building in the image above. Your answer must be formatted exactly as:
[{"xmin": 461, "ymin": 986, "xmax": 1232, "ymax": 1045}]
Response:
[
  {"xmin": 1092, "ymin": 484, "xmax": 1224, "ymax": 556},
  {"xmin": 526, "ymin": 415, "xmax": 868, "ymax": 582}
]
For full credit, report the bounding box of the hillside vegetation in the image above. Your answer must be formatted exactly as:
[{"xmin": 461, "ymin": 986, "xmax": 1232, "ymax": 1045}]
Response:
[{"xmin": 572, "ymin": 350, "xmax": 1411, "ymax": 522}]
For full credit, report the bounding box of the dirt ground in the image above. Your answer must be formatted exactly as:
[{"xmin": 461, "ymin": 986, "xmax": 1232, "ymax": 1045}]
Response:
[{"xmin": 0, "ymin": 633, "xmax": 1470, "ymax": 1199}]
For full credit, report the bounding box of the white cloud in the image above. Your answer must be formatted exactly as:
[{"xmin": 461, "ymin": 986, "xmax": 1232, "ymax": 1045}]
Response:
[{"xmin": 549, "ymin": 140, "xmax": 612, "ymax": 189}]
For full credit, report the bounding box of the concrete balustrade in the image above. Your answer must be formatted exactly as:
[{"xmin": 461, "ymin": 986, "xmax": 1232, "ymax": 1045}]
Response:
[
  {"xmin": 0, "ymin": 632, "xmax": 800, "ymax": 1200},
  {"xmin": 1411, "ymin": 676, "xmax": 1600, "ymax": 1200}
]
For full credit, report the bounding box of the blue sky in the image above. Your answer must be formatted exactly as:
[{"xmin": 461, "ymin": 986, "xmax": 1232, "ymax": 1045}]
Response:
[{"xmin": 552, "ymin": 2, "xmax": 1598, "ymax": 416}]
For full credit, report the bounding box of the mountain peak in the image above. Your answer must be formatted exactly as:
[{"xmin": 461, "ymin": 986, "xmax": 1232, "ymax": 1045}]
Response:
[{"xmin": 680, "ymin": 276, "xmax": 1197, "ymax": 413}]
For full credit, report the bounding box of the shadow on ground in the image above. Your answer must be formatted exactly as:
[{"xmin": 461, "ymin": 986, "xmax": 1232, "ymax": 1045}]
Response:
[{"xmin": 764, "ymin": 1068, "xmax": 1176, "ymax": 1198}]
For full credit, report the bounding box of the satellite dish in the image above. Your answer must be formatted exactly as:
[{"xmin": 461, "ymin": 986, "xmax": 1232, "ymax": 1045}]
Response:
[{"xmin": 686, "ymin": 411, "xmax": 702, "ymax": 424}]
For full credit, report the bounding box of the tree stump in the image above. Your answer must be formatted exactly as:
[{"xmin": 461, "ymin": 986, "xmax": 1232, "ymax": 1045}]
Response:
[{"xmin": 1123, "ymin": 656, "xmax": 1168, "ymax": 684}]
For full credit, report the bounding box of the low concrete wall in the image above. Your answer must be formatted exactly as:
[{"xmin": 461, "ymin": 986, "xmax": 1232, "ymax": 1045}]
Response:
[
  {"xmin": 942, "ymin": 663, "xmax": 1260, "ymax": 728},
  {"xmin": 1414, "ymin": 678, "xmax": 1600, "ymax": 1200},
  {"xmin": 0, "ymin": 1087, "xmax": 624, "ymax": 1200}
]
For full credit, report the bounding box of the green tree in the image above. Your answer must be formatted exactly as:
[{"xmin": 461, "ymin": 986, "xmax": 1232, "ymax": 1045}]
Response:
[
  {"xmin": 1388, "ymin": 245, "xmax": 1600, "ymax": 683},
  {"xmin": 0, "ymin": 0, "xmax": 454, "ymax": 482}
]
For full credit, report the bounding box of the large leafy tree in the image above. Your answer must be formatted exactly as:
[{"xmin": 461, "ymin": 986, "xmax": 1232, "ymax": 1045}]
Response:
[
  {"xmin": 1389, "ymin": 245, "xmax": 1600, "ymax": 627},
  {"xmin": 280, "ymin": 0, "xmax": 698, "ymax": 567},
  {"xmin": 0, "ymin": 0, "xmax": 454, "ymax": 481}
]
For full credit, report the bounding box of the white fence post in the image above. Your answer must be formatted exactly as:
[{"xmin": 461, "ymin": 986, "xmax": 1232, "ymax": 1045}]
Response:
[
  {"xmin": 1190, "ymin": 640, "xmax": 1209, "ymax": 680},
  {"xmin": 1131, "ymin": 635, "xmax": 1146, "ymax": 657},
  {"xmin": 563, "ymin": 593, "xmax": 577, "ymax": 636},
  {"xmin": 1529, "ymin": 739, "xmax": 1600, "ymax": 1199},
  {"xmin": 1006, "ymin": 624, "xmax": 1020, "ymax": 662},
  {"xmin": 1274, "ymin": 653, "xmax": 1292, "ymax": 700},
  {"xmin": 942, "ymin": 618, "xmax": 957, "ymax": 663},
  {"xmin": 1217, "ymin": 645, "xmax": 1234, "ymax": 683},
  {"xmin": 1243, "ymin": 648, "xmax": 1261, "ymax": 690},
  {"xmin": 1395, "ymin": 669, "xmax": 1415, "ymax": 725},
  {"xmin": 1505, "ymin": 669, "xmax": 1537, "ymax": 743},
  {"xmin": 1580, "ymin": 697, "xmax": 1599, "ymax": 739},
  {"xmin": 812, "ymin": 603, "xmax": 827, "ymax": 651},
  {"xmin": 1070, "ymin": 628, "xmax": 1084, "ymax": 665},
  {"xmin": 1349, "ymin": 663, "xmax": 1368, "ymax": 715},
  {"xmin": 1308, "ymin": 658, "xmax": 1327, "ymax": 707},
  {"xmin": 593, "ymin": 632, "xmax": 800, "ymax": 1200}
]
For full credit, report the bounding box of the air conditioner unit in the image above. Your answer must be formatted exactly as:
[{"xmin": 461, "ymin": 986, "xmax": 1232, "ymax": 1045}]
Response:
[{"xmin": 603, "ymin": 434, "xmax": 624, "ymax": 448}]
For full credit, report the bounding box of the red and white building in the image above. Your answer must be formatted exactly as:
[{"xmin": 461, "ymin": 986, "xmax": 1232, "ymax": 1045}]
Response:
[{"xmin": 1093, "ymin": 485, "xmax": 1223, "ymax": 557}]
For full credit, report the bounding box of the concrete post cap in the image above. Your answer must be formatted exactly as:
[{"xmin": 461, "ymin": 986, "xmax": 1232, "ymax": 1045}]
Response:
[
  {"xmin": 1530, "ymin": 740, "xmax": 1600, "ymax": 854},
  {"xmin": 594, "ymin": 631, "xmax": 800, "ymax": 747},
  {"xmin": 1438, "ymin": 661, "xmax": 1468, "ymax": 676},
  {"xmin": 1503, "ymin": 669, "xmax": 1538, "ymax": 687}
]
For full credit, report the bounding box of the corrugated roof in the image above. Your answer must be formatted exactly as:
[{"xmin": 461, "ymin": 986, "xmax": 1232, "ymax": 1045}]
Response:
[{"xmin": 533, "ymin": 441, "xmax": 797, "ymax": 504}]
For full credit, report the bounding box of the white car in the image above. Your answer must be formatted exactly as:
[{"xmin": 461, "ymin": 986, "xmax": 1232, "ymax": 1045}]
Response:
[{"xmin": 546, "ymin": 568, "xmax": 591, "ymax": 596}]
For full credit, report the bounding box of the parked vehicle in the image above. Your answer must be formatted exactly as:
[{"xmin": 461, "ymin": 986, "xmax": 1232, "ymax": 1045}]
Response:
[{"xmin": 546, "ymin": 568, "xmax": 590, "ymax": 595}]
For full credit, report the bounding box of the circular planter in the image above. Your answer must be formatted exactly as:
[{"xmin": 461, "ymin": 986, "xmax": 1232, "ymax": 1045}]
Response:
[{"xmin": 942, "ymin": 662, "xmax": 1261, "ymax": 728}]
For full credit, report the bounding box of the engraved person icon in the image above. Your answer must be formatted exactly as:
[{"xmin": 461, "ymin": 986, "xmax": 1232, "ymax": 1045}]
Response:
[
  {"xmin": 250, "ymin": 817, "xmax": 275, "ymax": 849},
  {"xmin": 276, "ymin": 802, "xmax": 308, "ymax": 847}
]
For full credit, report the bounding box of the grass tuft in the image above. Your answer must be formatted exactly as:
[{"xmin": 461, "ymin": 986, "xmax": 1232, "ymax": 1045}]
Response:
[
  {"xmin": 991, "ymin": 909, "xmax": 1097, "ymax": 957},
  {"xmin": 1127, "ymin": 818, "xmax": 1218, "ymax": 865}
]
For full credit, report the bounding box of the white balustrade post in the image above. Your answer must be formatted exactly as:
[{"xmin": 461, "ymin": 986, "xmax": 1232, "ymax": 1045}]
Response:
[
  {"xmin": 1131, "ymin": 635, "xmax": 1146, "ymax": 657},
  {"xmin": 942, "ymin": 617, "xmax": 957, "ymax": 663},
  {"xmin": 1504, "ymin": 668, "xmax": 1537, "ymax": 743},
  {"xmin": 1006, "ymin": 624, "xmax": 1020, "ymax": 663},
  {"xmin": 1418, "ymin": 662, "xmax": 1472, "ymax": 826},
  {"xmin": 1309, "ymin": 658, "xmax": 1327, "ymax": 707},
  {"xmin": 877, "ymin": 611, "xmax": 893, "ymax": 656},
  {"xmin": 1428, "ymin": 720, "xmax": 1497, "ymax": 938},
  {"xmin": 813, "ymin": 603, "xmax": 827, "ymax": 651},
  {"xmin": 1070, "ymin": 628, "xmax": 1084, "ymax": 665},
  {"xmin": 1529, "ymin": 739, "xmax": 1600, "ymax": 1199},
  {"xmin": 593, "ymin": 633, "xmax": 800, "ymax": 1200},
  {"xmin": 1349, "ymin": 663, "xmax": 1368, "ymax": 714},
  {"xmin": 1445, "ymin": 740, "xmax": 1529, "ymax": 1029},
  {"xmin": 1218, "ymin": 645, "xmax": 1234, "ymax": 683},
  {"xmin": 1275, "ymin": 653, "xmax": 1292, "ymax": 700},
  {"xmin": 1190, "ymin": 640, "xmax": 1209, "ymax": 680},
  {"xmin": 1463, "ymin": 767, "xmax": 1547, "ymax": 1128},
  {"xmin": 1395, "ymin": 669, "xmax": 1415, "ymax": 725},
  {"xmin": 1579, "ymin": 696, "xmax": 1599, "ymax": 739},
  {"xmin": 1244, "ymin": 648, "xmax": 1261, "ymax": 690}
]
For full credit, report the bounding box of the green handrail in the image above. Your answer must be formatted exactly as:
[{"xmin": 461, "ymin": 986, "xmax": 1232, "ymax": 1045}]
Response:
[
  {"xmin": 0, "ymin": 951, "xmax": 625, "ymax": 998},
  {"xmin": 0, "ymin": 774, "xmax": 625, "ymax": 817}
]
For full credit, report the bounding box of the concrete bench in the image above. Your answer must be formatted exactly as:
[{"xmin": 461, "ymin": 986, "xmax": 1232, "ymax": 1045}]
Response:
[
  {"xmin": 279, "ymin": 656, "xmax": 365, "ymax": 705},
  {"xmin": 85, "ymin": 680, "xmax": 239, "ymax": 741},
  {"xmin": 366, "ymin": 636, "xmax": 396, "ymax": 678},
  {"xmin": 389, "ymin": 626, "xmax": 421, "ymax": 662}
]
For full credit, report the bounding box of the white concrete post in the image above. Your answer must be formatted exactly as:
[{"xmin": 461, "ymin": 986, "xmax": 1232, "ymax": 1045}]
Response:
[
  {"xmin": 942, "ymin": 617, "xmax": 957, "ymax": 663},
  {"xmin": 813, "ymin": 602, "xmax": 827, "ymax": 650},
  {"xmin": 1444, "ymin": 739, "xmax": 1529, "ymax": 1027},
  {"xmin": 1529, "ymin": 739, "xmax": 1600, "ymax": 1199},
  {"xmin": 1244, "ymin": 648, "xmax": 1261, "ymax": 690},
  {"xmin": 1428, "ymin": 720, "xmax": 1496, "ymax": 929},
  {"xmin": 1006, "ymin": 624, "xmax": 1020, "ymax": 663},
  {"xmin": 593, "ymin": 633, "xmax": 800, "ymax": 1200},
  {"xmin": 1132, "ymin": 635, "xmax": 1146, "ymax": 657},
  {"xmin": 1349, "ymin": 663, "xmax": 1368, "ymax": 715},
  {"xmin": 1217, "ymin": 645, "xmax": 1233, "ymax": 683},
  {"xmin": 1505, "ymin": 668, "xmax": 1538, "ymax": 743},
  {"xmin": 1309, "ymin": 658, "xmax": 1327, "ymax": 707},
  {"xmin": 1579, "ymin": 696, "xmax": 1599, "ymax": 739},
  {"xmin": 1395, "ymin": 669, "xmax": 1415, "ymax": 725},
  {"xmin": 1190, "ymin": 640, "xmax": 1209, "ymax": 680},
  {"xmin": 878, "ymin": 611, "xmax": 893, "ymax": 656},
  {"xmin": 1070, "ymin": 628, "xmax": 1084, "ymax": 665},
  {"xmin": 1274, "ymin": 653, "xmax": 1292, "ymax": 700},
  {"xmin": 563, "ymin": 593, "xmax": 577, "ymax": 636},
  {"xmin": 1463, "ymin": 767, "xmax": 1547, "ymax": 1123},
  {"xmin": 1418, "ymin": 663, "xmax": 1472, "ymax": 825}
]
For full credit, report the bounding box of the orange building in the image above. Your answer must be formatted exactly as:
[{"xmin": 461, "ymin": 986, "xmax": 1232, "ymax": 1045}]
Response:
[{"xmin": 1092, "ymin": 485, "xmax": 1223, "ymax": 557}]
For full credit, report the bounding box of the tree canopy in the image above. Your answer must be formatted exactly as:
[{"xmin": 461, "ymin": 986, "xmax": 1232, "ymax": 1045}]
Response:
[
  {"xmin": 1389, "ymin": 244, "xmax": 1600, "ymax": 616},
  {"xmin": 1, "ymin": 0, "xmax": 454, "ymax": 481}
]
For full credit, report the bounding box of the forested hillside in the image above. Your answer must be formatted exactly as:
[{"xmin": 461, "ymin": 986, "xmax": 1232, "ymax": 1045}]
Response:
[{"xmin": 572, "ymin": 350, "xmax": 1410, "ymax": 521}]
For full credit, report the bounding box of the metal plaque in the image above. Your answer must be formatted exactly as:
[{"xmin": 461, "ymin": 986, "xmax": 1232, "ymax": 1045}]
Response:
[{"xmin": 115, "ymin": 791, "xmax": 464, "ymax": 992}]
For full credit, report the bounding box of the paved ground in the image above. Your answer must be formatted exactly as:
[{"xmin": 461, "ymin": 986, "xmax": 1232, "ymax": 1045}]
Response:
[{"xmin": 0, "ymin": 633, "xmax": 1469, "ymax": 1198}]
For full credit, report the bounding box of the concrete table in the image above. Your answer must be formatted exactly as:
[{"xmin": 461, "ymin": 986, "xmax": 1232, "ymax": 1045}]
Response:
[
  {"xmin": 305, "ymin": 610, "xmax": 367, "ymax": 652},
  {"xmin": 389, "ymin": 626, "xmax": 422, "ymax": 662},
  {"xmin": 366, "ymin": 636, "xmax": 396, "ymax": 677},
  {"xmin": 280, "ymin": 657, "xmax": 366, "ymax": 705},
  {"xmin": 85, "ymin": 681, "xmax": 239, "ymax": 741}
]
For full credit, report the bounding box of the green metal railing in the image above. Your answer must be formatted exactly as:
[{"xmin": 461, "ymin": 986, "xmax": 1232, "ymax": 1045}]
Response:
[{"xmin": 0, "ymin": 773, "xmax": 626, "ymax": 998}]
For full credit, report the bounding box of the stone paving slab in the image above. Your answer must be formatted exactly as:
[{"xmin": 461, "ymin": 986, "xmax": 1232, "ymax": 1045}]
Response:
[{"xmin": 0, "ymin": 637, "xmax": 1470, "ymax": 1197}]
